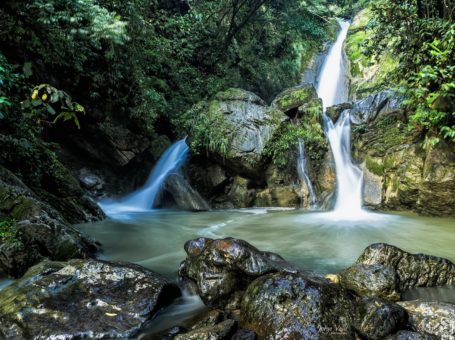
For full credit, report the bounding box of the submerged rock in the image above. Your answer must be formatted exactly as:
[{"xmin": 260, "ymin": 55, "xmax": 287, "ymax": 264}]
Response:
[
  {"xmin": 157, "ymin": 173, "xmax": 210, "ymax": 211},
  {"xmin": 240, "ymin": 272, "xmax": 357, "ymax": 339},
  {"xmin": 338, "ymin": 263, "xmax": 400, "ymax": 301},
  {"xmin": 397, "ymin": 301, "xmax": 455, "ymax": 339},
  {"xmin": 356, "ymin": 243, "xmax": 455, "ymax": 291},
  {"xmin": 0, "ymin": 259, "xmax": 180, "ymax": 339},
  {"xmin": 175, "ymin": 319, "xmax": 237, "ymax": 340},
  {"xmin": 179, "ymin": 237, "xmax": 295, "ymax": 309}
]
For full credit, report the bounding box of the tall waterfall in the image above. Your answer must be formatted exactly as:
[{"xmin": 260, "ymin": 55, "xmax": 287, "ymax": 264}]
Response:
[
  {"xmin": 316, "ymin": 21, "xmax": 365, "ymax": 217},
  {"xmin": 317, "ymin": 20, "xmax": 350, "ymax": 108},
  {"xmin": 297, "ymin": 139, "xmax": 317, "ymax": 208},
  {"xmin": 99, "ymin": 139, "xmax": 189, "ymax": 216}
]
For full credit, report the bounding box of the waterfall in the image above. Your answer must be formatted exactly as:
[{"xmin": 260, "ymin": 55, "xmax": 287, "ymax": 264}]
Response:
[
  {"xmin": 99, "ymin": 139, "xmax": 189, "ymax": 215},
  {"xmin": 317, "ymin": 20, "xmax": 350, "ymax": 109},
  {"xmin": 297, "ymin": 139, "xmax": 317, "ymax": 208},
  {"xmin": 316, "ymin": 20, "xmax": 366, "ymax": 218}
]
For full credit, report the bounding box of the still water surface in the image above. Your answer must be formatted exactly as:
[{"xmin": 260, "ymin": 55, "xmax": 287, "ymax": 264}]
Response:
[{"xmin": 77, "ymin": 209, "xmax": 455, "ymax": 277}]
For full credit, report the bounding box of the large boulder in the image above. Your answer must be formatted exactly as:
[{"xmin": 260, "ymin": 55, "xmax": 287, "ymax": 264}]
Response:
[
  {"xmin": 187, "ymin": 88, "xmax": 286, "ymax": 177},
  {"xmin": 397, "ymin": 301, "xmax": 455, "ymax": 339},
  {"xmin": 356, "ymin": 243, "xmax": 455, "ymax": 291},
  {"xmin": 240, "ymin": 272, "xmax": 358, "ymax": 339},
  {"xmin": 179, "ymin": 237, "xmax": 295, "ymax": 309},
  {"xmin": 0, "ymin": 167, "xmax": 98, "ymax": 277},
  {"xmin": 0, "ymin": 259, "xmax": 180, "ymax": 339}
]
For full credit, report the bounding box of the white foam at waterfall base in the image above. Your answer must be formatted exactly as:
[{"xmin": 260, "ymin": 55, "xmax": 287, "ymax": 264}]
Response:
[
  {"xmin": 316, "ymin": 20, "xmax": 376, "ymax": 221},
  {"xmin": 98, "ymin": 139, "xmax": 189, "ymax": 217}
]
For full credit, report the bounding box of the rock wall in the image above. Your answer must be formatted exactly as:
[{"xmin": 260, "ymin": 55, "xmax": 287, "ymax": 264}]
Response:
[
  {"xmin": 350, "ymin": 91, "xmax": 455, "ymax": 216},
  {"xmin": 185, "ymin": 86, "xmax": 334, "ymax": 209}
]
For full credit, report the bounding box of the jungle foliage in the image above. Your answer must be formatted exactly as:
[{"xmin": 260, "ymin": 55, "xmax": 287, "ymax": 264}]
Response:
[
  {"xmin": 0, "ymin": 0, "xmax": 338, "ymax": 143},
  {"xmin": 366, "ymin": 0, "xmax": 455, "ymax": 145}
]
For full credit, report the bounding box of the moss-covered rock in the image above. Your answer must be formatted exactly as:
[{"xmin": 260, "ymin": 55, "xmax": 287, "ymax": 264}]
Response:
[
  {"xmin": 346, "ymin": 9, "xmax": 399, "ymax": 99},
  {"xmin": 179, "ymin": 237, "xmax": 294, "ymax": 309},
  {"xmin": 339, "ymin": 263, "xmax": 400, "ymax": 301},
  {"xmin": 187, "ymin": 88, "xmax": 286, "ymax": 177},
  {"xmin": 397, "ymin": 301, "xmax": 455, "ymax": 339},
  {"xmin": 0, "ymin": 166, "xmax": 97, "ymax": 277},
  {"xmin": 271, "ymin": 84, "xmax": 318, "ymax": 115},
  {"xmin": 355, "ymin": 298, "xmax": 406, "ymax": 340},
  {"xmin": 0, "ymin": 259, "xmax": 180, "ymax": 339}
]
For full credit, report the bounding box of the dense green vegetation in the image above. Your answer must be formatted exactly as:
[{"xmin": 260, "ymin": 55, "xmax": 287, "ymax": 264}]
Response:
[
  {"xmin": 365, "ymin": 0, "xmax": 455, "ymax": 146},
  {"xmin": 0, "ymin": 0, "xmax": 340, "ymax": 144}
]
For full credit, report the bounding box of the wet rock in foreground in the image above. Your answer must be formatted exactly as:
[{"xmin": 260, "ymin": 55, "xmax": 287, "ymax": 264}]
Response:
[
  {"xmin": 0, "ymin": 259, "xmax": 180, "ymax": 339},
  {"xmin": 338, "ymin": 263, "xmax": 400, "ymax": 301},
  {"xmin": 180, "ymin": 237, "xmax": 295, "ymax": 309},
  {"xmin": 397, "ymin": 300, "xmax": 455, "ymax": 339},
  {"xmin": 356, "ymin": 243, "xmax": 455, "ymax": 291},
  {"xmin": 240, "ymin": 272, "xmax": 358, "ymax": 339}
]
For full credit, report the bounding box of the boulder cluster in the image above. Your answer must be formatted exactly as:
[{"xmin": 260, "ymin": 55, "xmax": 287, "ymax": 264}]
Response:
[{"xmin": 1, "ymin": 239, "xmax": 454, "ymax": 339}]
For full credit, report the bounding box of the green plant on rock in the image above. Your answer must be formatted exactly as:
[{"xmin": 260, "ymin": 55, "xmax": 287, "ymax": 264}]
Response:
[
  {"xmin": 0, "ymin": 217, "xmax": 22, "ymax": 249},
  {"xmin": 264, "ymin": 121, "xmax": 327, "ymax": 168},
  {"xmin": 184, "ymin": 101, "xmax": 231, "ymax": 157}
]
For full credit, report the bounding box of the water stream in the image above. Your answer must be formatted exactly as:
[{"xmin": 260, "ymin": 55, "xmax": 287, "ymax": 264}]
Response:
[
  {"xmin": 297, "ymin": 139, "xmax": 317, "ymax": 208},
  {"xmin": 98, "ymin": 139, "xmax": 189, "ymax": 216},
  {"xmin": 315, "ymin": 20, "xmax": 366, "ymax": 218}
]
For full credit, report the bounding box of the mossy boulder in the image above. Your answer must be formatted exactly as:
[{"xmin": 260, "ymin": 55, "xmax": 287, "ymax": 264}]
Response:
[
  {"xmin": 0, "ymin": 166, "xmax": 97, "ymax": 277},
  {"xmin": 187, "ymin": 88, "xmax": 286, "ymax": 177},
  {"xmin": 271, "ymin": 84, "xmax": 319, "ymax": 115},
  {"xmin": 355, "ymin": 298, "xmax": 406, "ymax": 340},
  {"xmin": 0, "ymin": 259, "xmax": 180, "ymax": 339}
]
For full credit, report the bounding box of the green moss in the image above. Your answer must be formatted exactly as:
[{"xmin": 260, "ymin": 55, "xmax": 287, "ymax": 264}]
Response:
[
  {"xmin": 264, "ymin": 118, "xmax": 327, "ymax": 169},
  {"xmin": 0, "ymin": 217, "xmax": 22, "ymax": 250},
  {"xmin": 274, "ymin": 87, "xmax": 315, "ymax": 112},
  {"xmin": 345, "ymin": 8, "xmax": 399, "ymax": 98},
  {"xmin": 365, "ymin": 156, "xmax": 384, "ymax": 176}
]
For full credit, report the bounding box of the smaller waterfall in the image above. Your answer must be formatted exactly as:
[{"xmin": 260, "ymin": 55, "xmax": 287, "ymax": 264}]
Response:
[
  {"xmin": 297, "ymin": 139, "xmax": 317, "ymax": 208},
  {"xmin": 99, "ymin": 139, "xmax": 189, "ymax": 215}
]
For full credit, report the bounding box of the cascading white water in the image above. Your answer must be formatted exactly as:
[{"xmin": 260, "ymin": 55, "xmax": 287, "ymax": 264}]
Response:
[
  {"xmin": 316, "ymin": 20, "xmax": 366, "ymax": 218},
  {"xmin": 317, "ymin": 20, "xmax": 350, "ymax": 109},
  {"xmin": 99, "ymin": 139, "xmax": 189, "ymax": 216},
  {"xmin": 297, "ymin": 139, "xmax": 317, "ymax": 208},
  {"xmin": 323, "ymin": 112, "xmax": 364, "ymax": 215}
]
